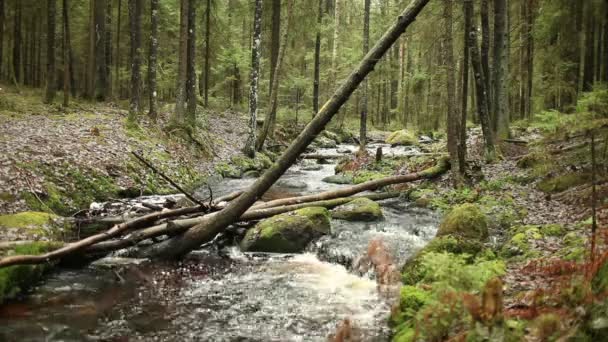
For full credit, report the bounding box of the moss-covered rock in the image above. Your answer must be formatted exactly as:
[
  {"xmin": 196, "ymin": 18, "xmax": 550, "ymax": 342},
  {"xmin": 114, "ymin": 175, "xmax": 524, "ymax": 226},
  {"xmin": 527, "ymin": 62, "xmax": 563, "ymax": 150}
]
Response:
[
  {"xmin": 331, "ymin": 198, "xmax": 384, "ymax": 221},
  {"xmin": 436, "ymin": 204, "xmax": 488, "ymax": 240},
  {"xmin": 386, "ymin": 130, "xmax": 418, "ymax": 146},
  {"xmin": 500, "ymin": 226, "xmax": 543, "ymax": 259},
  {"xmin": 322, "ymin": 174, "xmax": 353, "ymax": 185},
  {"xmin": 353, "ymin": 170, "xmax": 389, "ymax": 184},
  {"xmin": 537, "ymin": 172, "xmax": 591, "ymax": 193},
  {"xmin": 240, "ymin": 207, "xmax": 331, "ymax": 253},
  {"xmin": 215, "ymin": 162, "xmax": 242, "ymax": 178},
  {"xmin": 0, "ymin": 241, "xmax": 63, "ymax": 303},
  {"xmin": 0, "ymin": 212, "xmax": 58, "ymax": 228},
  {"xmin": 312, "ymin": 136, "xmax": 337, "ymax": 148}
]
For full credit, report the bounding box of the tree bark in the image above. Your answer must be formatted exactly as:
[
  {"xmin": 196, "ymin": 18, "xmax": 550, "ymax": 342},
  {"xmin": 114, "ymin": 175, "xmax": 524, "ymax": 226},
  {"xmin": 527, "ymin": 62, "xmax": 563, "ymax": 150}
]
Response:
[
  {"xmin": 148, "ymin": 0, "xmax": 159, "ymax": 121},
  {"xmin": 442, "ymin": 0, "xmax": 462, "ymax": 186},
  {"xmin": 360, "ymin": 0, "xmax": 371, "ymax": 151},
  {"xmin": 331, "ymin": 0, "xmax": 340, "ymax": 87},
  {"xmin": 480, "ymin": 0, "xmax": 492, "ymax": 117},
  {"xmin": 256, "ymin": 0, "xmax": 294, "ymax": 151},
  {"xmin": 94, "ymin": 0, "xmax": 108, "ymax": 101},
  {"xmin": 459, "ymin": 0, "xmax": 470, "ymax": 174},
  {"xmin": 493, "ymin": 0, "xmax": 509, "ymax": 139},
  {"xmin": 244, "ymin": 0, "xmax": 263, "ymax": 158},
  {"xmin": 185, "ymin": 0, "xmax": 197, "ymax": 124},
  {"xmin": 203, "ymin": 0, "xmax": 211, "ymax": 107},
  {"xmin": 44, "ymin": 0, "xmax": 56, "ymax": 104},
  {"xmin": 174, "ymin": 0, "xmax": 188, "ymax": 121},
  {"xmin": 0, "ymin": 0, "xmax": 4, "ymax": 80},
  {"xmin": 105, "ymin": 0, "xmax": 112, "ymax": 97},
  {"xmin": 115, "ymin": 0, "xmax": 122, "ymax": 98},
  {"xmin": 269, "ymin": 0, "xmax": 281, "ymax": 94},
  {"xmin": 465, "ymin": 0, "xmax": 496, "ymax": 161},
  {"xmin": 62, "ymin": 0, "xmax": 70, "ymax": 108},
  {"xmin": 140, "ymin": 0, "xmax": 431, "ymax": 260},
  {"xmin": 313, "ymin": 0, "xmax": 323, "ymax": 116},
  {"xmin": 583, "ymin": 0, "xmax": 596, "ymax": 92},
  {"xmin": 128, "ymin": 0, "xmax": 142, "ymax": 120},
  {"xmin": 12, "ymin": 1, "xmax": 22, "ymax": 84}
]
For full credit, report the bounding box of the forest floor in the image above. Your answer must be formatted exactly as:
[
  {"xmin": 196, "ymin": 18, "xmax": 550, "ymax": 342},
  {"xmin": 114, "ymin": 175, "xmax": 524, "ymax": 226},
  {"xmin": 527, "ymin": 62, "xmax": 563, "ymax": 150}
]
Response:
[{"xmin": 0, "ymin": 85, "xmax": 249, "ymax": 216}]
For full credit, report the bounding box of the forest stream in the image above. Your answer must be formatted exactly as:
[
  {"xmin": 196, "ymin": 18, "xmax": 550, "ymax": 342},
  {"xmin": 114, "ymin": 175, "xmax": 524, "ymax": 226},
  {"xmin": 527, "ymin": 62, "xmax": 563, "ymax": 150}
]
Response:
[{"xmin": 0, "ymin": 144, "xmax": 439, "ymax": 342}]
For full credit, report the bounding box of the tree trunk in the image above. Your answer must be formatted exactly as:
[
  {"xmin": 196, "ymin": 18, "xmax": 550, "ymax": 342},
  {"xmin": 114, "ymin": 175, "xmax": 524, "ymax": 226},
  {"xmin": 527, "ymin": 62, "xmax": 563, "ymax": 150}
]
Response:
[
  {"xmin": 465, "ymin": 0, "xmax": 495, "ymax": 161},
  {"xmin": 604, "ymin": 0, "xmax": 608, "ymax": 83},
  {"xmin": 13, "ymin": 1, "xmax": 22, "ymax": 84},
  {"xmin": 0, "ymin": 0, "xmax": 3, "ymax": 80},
  {"xmin": 203, "ymin": 0, "xmax": 211, "ymax": 107},
  {"xmin": 443, "ymin": 0, "xmax": 462, "ymax": 186},
  {"xmin": 269, "ymin": 0, "xmax": 281, "ymax": 94},
  {"xmin": 115, "ymin": 0, "xmax": 121, "ymax": 98},
  {"xmin": 583, "ymin": 0, "xmax": 596, "ymax": 92},
  {"xmin": 128, "ymin": 0, "xmax": 142, "ymax": 120},
  {"xmin": 62, "ymin": 0, "xmax": 70, "ymax": 108},
  {"xmin": 459, "ymin": 0, "xmax": 470, "ymax": 174},
  {"xmin": 145, "ymin": 0, "xmax": 431, "ymax": 260},
  {"xmin": 331, "ymin": 0, "xmax": 340, "ymax": 86},
  {"xmin": 44, "ymin": 0, "xmax": 56, "ymax": 104},
  {"xmin": 94, "ymin": 0, "xmax": 108, "ymax": 101},
  {"xmin": 148, "ymin": 0, "xmax": 159, "ymax": 121},
  {"xmin": 243, "ymin": 0, "xmax": 263, "ymax": 158},
  {"xmin": 185, "ymin": 0, "xmax": 197, "ymax": 124},
  {"xmin": 256, "ymin": 0, "xmax": 294, "ymax": 151},
  {"xmin": 360, "ymin": 0, "xmax": 371, "ymax": 151},
  {"xmin": 480, "ymin": 0, "xmax": 491, "ymax": 119},
  {"xmin": 174, "ymin": 0, "xmax": 188, "ymax": 121},
  {"xmin": 105, "ymin": 0, "xmax": 112, "ymax": 97},
  {"xmin": 313, "ymin": 0, "xmax": 322, "ymax": 116},
  {"xmin": 493, "ymin": 0, "xmax": 509, "ymax": 139}
]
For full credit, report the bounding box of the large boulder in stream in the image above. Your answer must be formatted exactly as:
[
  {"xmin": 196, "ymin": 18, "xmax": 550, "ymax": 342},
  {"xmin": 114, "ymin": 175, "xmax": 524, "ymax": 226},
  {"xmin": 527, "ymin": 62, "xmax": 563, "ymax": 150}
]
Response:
[
  {"xmin": 240, "ymin": 207, "xmax": 331, "ymax": 253},
  {"xmin": 385, "ymin": 130, "xmax": 419, "ymax": 146},
  {"xmin": 331, "ymin": 198, "xmax": 384, "ymax": 222},
  {"xmin": 322, "ymin": 174, "xmax": 353, "ymax": 185},
  {"xmin": 436, "ymin": 203, "xmax": 488, "ymax": 240}
]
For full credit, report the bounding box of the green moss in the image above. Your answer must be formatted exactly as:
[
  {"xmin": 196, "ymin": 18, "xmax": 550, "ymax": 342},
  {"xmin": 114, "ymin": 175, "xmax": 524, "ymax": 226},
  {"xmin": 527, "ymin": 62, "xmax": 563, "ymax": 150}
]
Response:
[
  {"xmin": 331, "ymin": 198, "xmax": 384, "ymax": 221},
  {"xmin": 540, "ymin": 224, "xmax": 564, "ymax": 237},
  {"xmin": 386, "ymin": 130, "xmax": 418, "ymax": 146},
  {"xmin": 215, "ymin": 162, "xmax": 242, "ymax": 178},
  {"xmin": 0, "ymin": 242, "xmax": 63, "ymax": 303},
  {"xmin": 398, "ymin": 286, "xmax": 432, "ymax": 320},
  {"xmin": 353, "ymin": 170, "xmax": 389, "ymax": 184},
  {"xmin": 241, "ymin": 207, "xmax": 331, "ymax": 253},
  {"xmin": 537, "ymin": 172, "xmax": 591, "ymax": 193},
  {"xmin": 437, "ymin": 204, "xmax": 488, "ymax": 240},
  {"xmin": 0, "ymin": 212, "xmax": 58, "ymax": 228},
  {"xmin": 516, "ymin": 151, "xmax": 547, "ymax": 169},
  {"xmin": 500, "ymin": 226, "xmax": 545, "ymax": 259}
]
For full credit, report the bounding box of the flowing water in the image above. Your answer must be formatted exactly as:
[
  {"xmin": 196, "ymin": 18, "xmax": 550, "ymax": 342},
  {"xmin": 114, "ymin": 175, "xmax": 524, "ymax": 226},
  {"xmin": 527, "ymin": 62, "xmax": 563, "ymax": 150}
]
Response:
[{"xmin": 0, "ymin": 144, "xmax": 439, "ymax": 342}]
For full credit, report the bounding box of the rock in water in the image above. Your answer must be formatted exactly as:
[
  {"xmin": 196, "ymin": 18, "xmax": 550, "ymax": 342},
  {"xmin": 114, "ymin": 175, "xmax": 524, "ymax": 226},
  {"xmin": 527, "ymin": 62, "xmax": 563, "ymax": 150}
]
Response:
[
  {"xmin": 322, "ymin": 174, "xmax": 353, "ymax": 185},
  {"xmin": 240, "ymin": 207, "xmax": 331, "ymax": 253},
  {"xmin": 331, "ymin": 198, "xmax": 384, "ymax": 222},
  {"xmin": 275, "ymin": 179, "xmax": 308, "ymax": 189},
  {"xmin": 385, "ymin": 130, "xmax": 419, "ymax": 146}
]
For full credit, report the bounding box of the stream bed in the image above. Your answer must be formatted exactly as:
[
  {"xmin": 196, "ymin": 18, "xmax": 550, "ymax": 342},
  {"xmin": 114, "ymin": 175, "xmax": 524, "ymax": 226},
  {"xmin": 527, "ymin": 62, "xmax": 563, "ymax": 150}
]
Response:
[{"xmin": 0, "ymin": 144, "xmax": 439, "ymax": 342}]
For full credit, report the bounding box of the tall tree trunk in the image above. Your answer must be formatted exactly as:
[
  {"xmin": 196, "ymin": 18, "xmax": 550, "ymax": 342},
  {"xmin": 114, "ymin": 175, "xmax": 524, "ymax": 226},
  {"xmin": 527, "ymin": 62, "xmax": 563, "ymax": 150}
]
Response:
[
  {"xmin": 269, "ymin": 0, "xmax": 281, "ymax": 94},
  {"xmin": 256, "ymin": 0, "xmax": 294, "ymax": 151},
  {"xmin": 105, "ymin": 0, "xmax": 112, "ymax": 97},
  {"xmin": 583, "ymin": 1, "xmax": 596, "ymax": 92},
  {"xmin": 185, "ymin": 0, "xmax": 197, "ymax": 124},
  {"xmin": 493, "ymin": 0, "xmax": 509, "ymax": 139},
  {"xmin": 115, "ymin": 0, "xmax": 121, "ymax": 98},
  {"xmin": 174, "ymin": 0, "xmax": 188, "ymax": 121},
  {"xmin": 128, "ymin": 0, "xmax": 142, "ymax": 120},
  {"xmin": 313, "ymin": 0, "xmax": 322, "ymax": 116},
  {"xmin": 459, "ymin": 0, "xmax": 470, "ymax": 174},
  {"xmin": 465, "ymin": 0, "xmax": 495, "ymax": 161},
  {"xmin": 44, "ymin": 0, "xmax": 56, "ymax": 104},
  {"xmin": 443, "ymin": 0, "xmax": 462, "ymax": 185},
  {"xmin": 203, "ymin": 0, "xmax": 211, "ymax": 107},
  {"xmin": 331, "ymin": 0, "xmax": 340, "ymax": 86},
  {"xmin": 604, "ymin": 0, "xmax": 608, "ymax": 83},
  {"xmin": 525, "ymin": 0, "xmax": 535, "ymax": 119},
  {"xmin": 95, "ymin": 0, "xmax": 108, "ymax": 101},
  {"xmin": 86, "ymin": 1, "xmax": 95, "ymax": 98},
  {"xmin": 360, "ymin": 0, "xmax": 371, "ymax": 151},
  {"xmin": 244, "ymin": 0, "xmax": 263, "ymax": 158},
  {"xmin": 144, "ymin": 0, "xmax": 431, "ymax": 260},
  {"xmin": 62, "ymin": 0, "xmax": 70, "ymax": 108},
  {"xmin": 13, "ymin": 1, "xmax": 22, "ymax": 84},
  {"xmin": 148, "ymin": 0, "xmax": 159, "ymax": 121},
  {"xmin": 480, "ymin": 0, "xmax": 492, "ymax": 121}
]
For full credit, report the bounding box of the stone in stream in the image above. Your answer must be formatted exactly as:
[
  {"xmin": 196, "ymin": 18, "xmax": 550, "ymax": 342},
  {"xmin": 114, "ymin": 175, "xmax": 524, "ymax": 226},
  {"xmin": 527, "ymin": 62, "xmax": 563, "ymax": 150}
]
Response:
[
  {"xmin": 240, "ymin": 207, "xmax": 331, "ymax": 253},
  {"xmin": 243, "ymin": 170, "xmax": 261, "ymax": 178},
  {"xmin": 331, "ymin": 198, "xmax": 384, "ymax": 222},
  {"xmin": 90, "ymin": 257, "xmax": 150, "ymax": 269},
  {"xmin": 322, "ymin": 174, "xmax": 353, "ymax": 185},
  {"xmin": 301, "ymin": 164, "xmax": 323, "ymax": 171},
  {"xmin": 385, "ymin": 130, "xmax": 419, "ymax": 147},
  {"xmin": 275, "ymin": 179, "xmax": 308, "ymax": 190},
  {"xmin": 312, "ymin": 136, "xmax": 338, "ymax": 148}
]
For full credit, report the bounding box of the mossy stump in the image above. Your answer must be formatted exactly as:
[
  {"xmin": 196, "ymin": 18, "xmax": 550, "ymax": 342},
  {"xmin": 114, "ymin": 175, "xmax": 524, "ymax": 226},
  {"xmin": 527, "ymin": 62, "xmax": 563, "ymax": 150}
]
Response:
[{"xmin": 436, "ymin": 203, "xmax": 489, "ymax": 240}]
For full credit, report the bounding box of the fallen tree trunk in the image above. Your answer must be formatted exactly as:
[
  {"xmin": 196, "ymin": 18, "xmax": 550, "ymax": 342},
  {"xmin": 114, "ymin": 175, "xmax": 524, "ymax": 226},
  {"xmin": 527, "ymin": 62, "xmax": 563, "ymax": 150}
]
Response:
[
  {"xmin": 252, "ymin": 157, "xmax": 449, "ymax": 210},
  {"xmin": 87, "ymin": 192, "xmax": 400, "ymax": 254},
  {"xmin": 145, "ymin": 0, "xmax": 431, "ymax": 259}
]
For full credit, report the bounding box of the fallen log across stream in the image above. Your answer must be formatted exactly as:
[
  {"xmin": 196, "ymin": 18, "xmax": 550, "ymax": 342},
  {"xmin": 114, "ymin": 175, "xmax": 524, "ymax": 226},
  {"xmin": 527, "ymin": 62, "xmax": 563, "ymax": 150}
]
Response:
[{"xmin": 0, "ymin": 155, "xmax": 447, "ymax": 267}]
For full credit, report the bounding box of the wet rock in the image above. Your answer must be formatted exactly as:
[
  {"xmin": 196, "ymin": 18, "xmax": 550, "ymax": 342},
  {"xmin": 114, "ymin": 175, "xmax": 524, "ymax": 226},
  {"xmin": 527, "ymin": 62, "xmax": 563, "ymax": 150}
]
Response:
[
  {"xmin": 385, "ymin": 130, "xmax": 419, "ymax": 146},
  {"xmin": 301, "ymin": 164, "xmax": 323, "ymax": 171},
  {"xmin": 312, "ymin": 136, "xmax": 338, "ymax": 148},
  {"xmin": 337, "ymin": 147, "xmax": 352, "ymax": 154},
  {"xmin": 240, "ymin": 207, "xmax": 331, "ymax": 253},
  {"xmin": 90, "ymin": 257, "xmax": 150, "ymax": 269},
  {"xmin": 322, "ymin": 174, "xmax": 353, "ymax": 185},
  {"xmin": 419, "ymin": 135, "xmax": 433, "ymax": 144},
  {"xmin": 243, "ymin": 170, "xmax": 261, "ymax": 178},
  {"xmin": 275, "ymin": 179, "xmax": 308, "ymax": 190},
  {"xmin": 331, "ymin": 198, "xmax": 384, "ymax": 222},
  {"xmin": 436, "ymin": 203, "xmax": 488, "ymax": 241}
]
